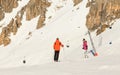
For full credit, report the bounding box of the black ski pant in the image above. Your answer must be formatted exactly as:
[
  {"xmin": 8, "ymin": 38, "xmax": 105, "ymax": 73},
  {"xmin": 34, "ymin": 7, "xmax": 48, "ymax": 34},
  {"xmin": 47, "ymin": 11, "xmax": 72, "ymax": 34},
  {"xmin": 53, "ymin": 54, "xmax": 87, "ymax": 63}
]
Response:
[{"xmin": 54, "ymin": 51, "xmax": 60, "ymax": 61}]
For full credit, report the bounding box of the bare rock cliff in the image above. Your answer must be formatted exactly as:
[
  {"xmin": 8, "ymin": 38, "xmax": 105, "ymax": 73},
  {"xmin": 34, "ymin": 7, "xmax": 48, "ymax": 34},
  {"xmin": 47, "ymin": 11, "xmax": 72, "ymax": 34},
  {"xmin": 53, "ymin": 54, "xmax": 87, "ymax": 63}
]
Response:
[
  {"xmin": 0, "ymin": 0, "xmax": 50, "ymax": 46},
  {"xmin": 0, "ymin": 0, "xmax": 18, "ymax": 20},
  {"xmin": 73, "ymin": 0, "xmax": 82, "ymax": 6},
  {"xmin": 86, "ymin": 0, "xmax": 120, "ymax": 35}
]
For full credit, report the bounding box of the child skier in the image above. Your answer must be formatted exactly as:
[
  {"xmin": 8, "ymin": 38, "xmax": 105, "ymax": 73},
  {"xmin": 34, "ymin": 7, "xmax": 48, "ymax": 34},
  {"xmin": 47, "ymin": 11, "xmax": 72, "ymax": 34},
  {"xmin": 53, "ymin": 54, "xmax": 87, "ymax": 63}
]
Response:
[{"xmin": 82, "ymin": 38, "xmax": 88, "ymax": 58}]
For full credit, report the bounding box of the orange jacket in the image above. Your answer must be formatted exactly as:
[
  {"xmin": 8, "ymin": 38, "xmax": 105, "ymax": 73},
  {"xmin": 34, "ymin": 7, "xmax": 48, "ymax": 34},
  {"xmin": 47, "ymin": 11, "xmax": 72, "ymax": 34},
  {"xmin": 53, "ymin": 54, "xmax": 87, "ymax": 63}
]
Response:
[{"xmin": 53, "ymin": 39, "xmax": 64, "ymax": 51}]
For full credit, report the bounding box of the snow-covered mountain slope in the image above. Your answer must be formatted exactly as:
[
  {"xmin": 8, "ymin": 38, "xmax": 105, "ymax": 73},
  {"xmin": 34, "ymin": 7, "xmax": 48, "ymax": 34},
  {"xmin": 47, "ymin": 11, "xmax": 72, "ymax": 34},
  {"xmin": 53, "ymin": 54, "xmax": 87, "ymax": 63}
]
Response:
[
  {"xmin": 0, "ymin": 0, "xmax": 88, "ymax": 67},
  {"xmin": 0, "ymin": 19, "xmax": 120, "ymax": 74},
  {"xmin": 0, "ymin": 0, "xmax": 120, "ymax": 75}
]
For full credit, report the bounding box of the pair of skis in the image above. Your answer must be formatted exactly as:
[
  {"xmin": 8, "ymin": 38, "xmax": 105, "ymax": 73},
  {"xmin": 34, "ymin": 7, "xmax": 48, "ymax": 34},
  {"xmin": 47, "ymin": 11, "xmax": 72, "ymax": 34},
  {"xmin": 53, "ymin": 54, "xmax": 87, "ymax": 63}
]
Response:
[{"xmin": 88, "ymin": 31, "xmax": 98, "ymax": 57}]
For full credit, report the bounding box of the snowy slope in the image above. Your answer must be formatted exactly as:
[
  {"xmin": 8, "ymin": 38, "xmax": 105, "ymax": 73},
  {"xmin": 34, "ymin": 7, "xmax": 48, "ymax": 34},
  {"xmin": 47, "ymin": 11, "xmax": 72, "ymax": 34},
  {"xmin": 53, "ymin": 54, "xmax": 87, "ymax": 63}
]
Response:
[
  {"xmin": 0, "ymin": 0, "xmax": 89, "ymax": 67},
  {"xmin": 0, "ymin": 0, "xmax": 120, "ymax": 75}
]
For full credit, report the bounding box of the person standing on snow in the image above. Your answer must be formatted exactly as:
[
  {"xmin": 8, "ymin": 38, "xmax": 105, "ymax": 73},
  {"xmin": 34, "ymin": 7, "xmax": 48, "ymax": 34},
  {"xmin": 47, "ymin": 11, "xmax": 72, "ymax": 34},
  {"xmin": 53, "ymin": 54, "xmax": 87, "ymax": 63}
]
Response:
[
  {"xmin": 82, "ymin": 38, "xmax": 88, "ymax": 58},
  {"xmin": 53, "ymin": 38, "xmax": 64, "ymax": 62}
]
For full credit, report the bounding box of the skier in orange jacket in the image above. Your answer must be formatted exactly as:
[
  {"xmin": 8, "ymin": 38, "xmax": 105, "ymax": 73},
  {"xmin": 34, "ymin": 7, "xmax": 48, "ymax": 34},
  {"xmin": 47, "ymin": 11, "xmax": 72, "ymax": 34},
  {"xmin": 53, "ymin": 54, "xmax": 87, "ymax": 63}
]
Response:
[{"xmin": 53, "ymin": 38, "xmax": 64, "ymax": 62}]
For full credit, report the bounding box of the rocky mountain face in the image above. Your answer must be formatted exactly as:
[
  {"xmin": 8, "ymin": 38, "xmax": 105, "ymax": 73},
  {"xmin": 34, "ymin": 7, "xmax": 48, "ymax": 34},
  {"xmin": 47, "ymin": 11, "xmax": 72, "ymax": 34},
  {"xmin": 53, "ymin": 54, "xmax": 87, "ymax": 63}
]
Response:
[
  {"xmin": 73, "ymin": 0, "xmax": 82, "ymax": 6},
  {"xmin": 26, "ymin": 0, "xmax": 50, "ymax": 29},
  {"xmin": 0, "ymin": 0, "xmax": 120, "ymax": 46},
  {"xmin": 86, "ymin": 0, "xmax": 120, "ymax": 35},
  {"xmin": 0, "ymin": 0, "xmax": 50, "ymax": 46},
  {"xmin": 0, "ymin": 0, "xmax": 18, "ymax": 20},
  {"xmin": 0, "ymin": 0, "xmax": 19, "ymax": 46}
]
